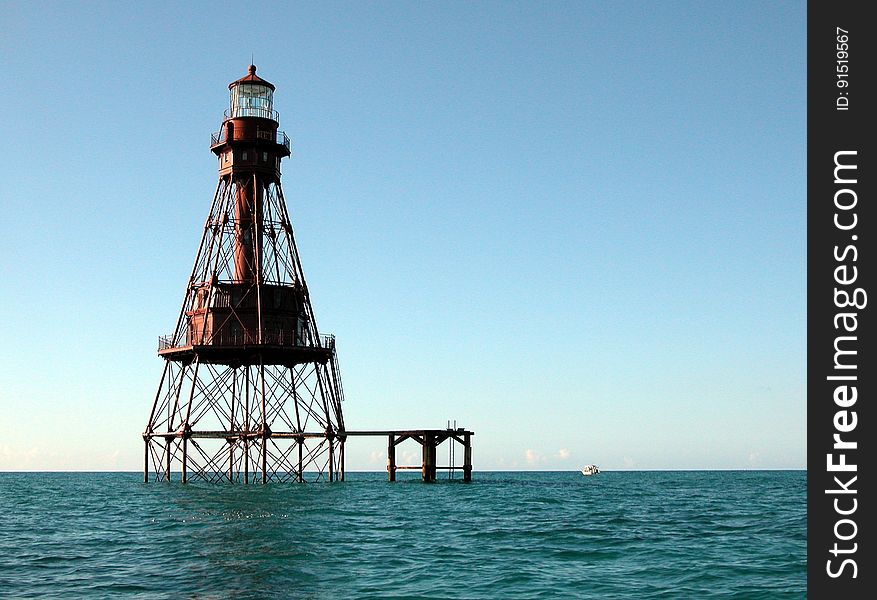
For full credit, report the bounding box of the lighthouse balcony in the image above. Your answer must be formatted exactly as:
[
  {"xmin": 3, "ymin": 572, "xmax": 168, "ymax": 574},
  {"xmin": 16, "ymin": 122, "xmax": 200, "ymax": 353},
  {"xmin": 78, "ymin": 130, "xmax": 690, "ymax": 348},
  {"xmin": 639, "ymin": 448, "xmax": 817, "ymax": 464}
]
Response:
[
  {"xmin": 158, "ymin": 330, "xmax": 336, "ymax": 365},
  {"xmin": 211, "ymin": 128, "xmax": 290, "ymax": 151}
]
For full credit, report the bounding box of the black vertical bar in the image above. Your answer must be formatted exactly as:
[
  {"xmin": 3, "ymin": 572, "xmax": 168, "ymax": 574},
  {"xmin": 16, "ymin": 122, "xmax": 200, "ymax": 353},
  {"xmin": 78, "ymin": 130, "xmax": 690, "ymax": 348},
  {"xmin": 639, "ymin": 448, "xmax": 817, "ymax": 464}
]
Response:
[
  {"xmin": 298, "ymin": 438, "xmax": 304, "ymax": 482},
  {"xmin": 181, "ymin": 436, "xmax": 188, "ymax": 484},
  {"xmin": 328, "ymin": 438, "xmax": 335, "ymax": 482},
  {"xmin": 340, "ymin": 439, "xmax": 345, "ymax": 482},
  {"xmin": 808, "ymin": 2, "xmax": 872, "ymax": 596},
  {"xmin": 388, "ymin": 435, "xmax": 396, "ymax": 482},
  {"xmin": 421, "ymin": 435, "xmax": 428, "ymax": 482},
  {"xmin": 143, "ymin": 438, "xmax": 149, "ymax": 483},
  {"xmin": 463, "ymin": 433, "xmax": 472, "ymax": 482},
  {"xmin": 164, "ymin": 437, "xmax": 172, "ymax": 482}
]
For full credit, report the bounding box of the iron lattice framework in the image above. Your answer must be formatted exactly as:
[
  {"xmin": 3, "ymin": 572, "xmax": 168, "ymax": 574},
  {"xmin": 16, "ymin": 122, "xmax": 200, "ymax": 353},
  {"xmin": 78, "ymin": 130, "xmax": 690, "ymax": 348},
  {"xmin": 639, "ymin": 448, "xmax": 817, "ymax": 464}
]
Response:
[{"xmin": 143, "ymin": 66, "xmax": 345, "ymax": 483}]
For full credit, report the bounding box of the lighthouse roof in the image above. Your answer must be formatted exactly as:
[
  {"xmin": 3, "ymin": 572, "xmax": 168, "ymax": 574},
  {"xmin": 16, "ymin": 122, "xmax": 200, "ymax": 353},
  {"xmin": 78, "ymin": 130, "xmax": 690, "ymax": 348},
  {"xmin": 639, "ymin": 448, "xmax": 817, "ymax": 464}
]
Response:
[{"xmin": 229, "ymin": 65, "xmax": 276, "ymax": 91}]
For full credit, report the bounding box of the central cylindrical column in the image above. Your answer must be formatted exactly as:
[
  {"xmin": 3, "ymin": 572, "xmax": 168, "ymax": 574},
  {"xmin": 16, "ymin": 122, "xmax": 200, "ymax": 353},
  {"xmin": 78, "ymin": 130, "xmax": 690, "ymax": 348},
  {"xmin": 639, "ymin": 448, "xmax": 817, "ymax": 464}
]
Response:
[{"xmin": 234, "ymin": 177, "xmax": 263, "ymax": 283}]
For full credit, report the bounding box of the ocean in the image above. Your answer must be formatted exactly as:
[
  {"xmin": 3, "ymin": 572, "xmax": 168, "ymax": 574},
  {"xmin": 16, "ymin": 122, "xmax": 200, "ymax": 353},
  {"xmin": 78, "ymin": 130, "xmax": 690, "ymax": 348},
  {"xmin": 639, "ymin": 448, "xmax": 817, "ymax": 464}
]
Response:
[{"xmin": 0, "ymin": 471, "xmax": 805, "ymax": 598}]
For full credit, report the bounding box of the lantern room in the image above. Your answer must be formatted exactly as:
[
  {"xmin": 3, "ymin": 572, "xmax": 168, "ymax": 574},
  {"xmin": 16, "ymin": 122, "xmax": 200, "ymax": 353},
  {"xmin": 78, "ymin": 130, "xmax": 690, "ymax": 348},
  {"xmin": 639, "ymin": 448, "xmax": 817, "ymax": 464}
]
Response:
[{"xmin": 228, "ymin": 65, "xmax": 276, "ymax": 120}]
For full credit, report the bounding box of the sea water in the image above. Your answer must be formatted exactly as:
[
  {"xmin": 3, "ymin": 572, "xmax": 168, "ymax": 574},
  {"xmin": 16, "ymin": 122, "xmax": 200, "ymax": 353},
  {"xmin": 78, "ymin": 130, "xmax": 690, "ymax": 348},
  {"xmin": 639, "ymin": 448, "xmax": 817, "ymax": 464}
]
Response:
[{"xmin": 0, "ymin": 471, "xmax": 805, "ymax": 598}]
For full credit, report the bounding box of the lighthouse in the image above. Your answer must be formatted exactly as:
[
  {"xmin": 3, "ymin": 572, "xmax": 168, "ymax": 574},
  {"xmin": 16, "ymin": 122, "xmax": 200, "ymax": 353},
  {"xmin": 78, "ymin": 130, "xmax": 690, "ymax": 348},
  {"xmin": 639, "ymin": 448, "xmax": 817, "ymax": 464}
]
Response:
[{"xmin": 143, "ymin": 66, "xmax": 346, "ymax": 483}]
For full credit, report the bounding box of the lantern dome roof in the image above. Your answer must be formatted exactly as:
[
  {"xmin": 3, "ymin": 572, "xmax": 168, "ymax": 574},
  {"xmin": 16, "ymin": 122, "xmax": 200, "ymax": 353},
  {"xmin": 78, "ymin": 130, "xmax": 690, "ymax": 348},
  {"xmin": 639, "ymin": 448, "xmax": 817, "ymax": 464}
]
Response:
[{"xmin": 229, "ymin": 65, "xmax": 276, "ymax": 91}]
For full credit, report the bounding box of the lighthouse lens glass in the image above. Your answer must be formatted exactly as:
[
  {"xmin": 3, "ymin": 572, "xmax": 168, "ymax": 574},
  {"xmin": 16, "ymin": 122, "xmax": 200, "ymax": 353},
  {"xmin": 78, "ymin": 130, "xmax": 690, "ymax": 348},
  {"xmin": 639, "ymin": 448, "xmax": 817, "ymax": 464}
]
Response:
[{"xmin": 230, "ymin": 84, "xmax": 274, "ymax": 119}]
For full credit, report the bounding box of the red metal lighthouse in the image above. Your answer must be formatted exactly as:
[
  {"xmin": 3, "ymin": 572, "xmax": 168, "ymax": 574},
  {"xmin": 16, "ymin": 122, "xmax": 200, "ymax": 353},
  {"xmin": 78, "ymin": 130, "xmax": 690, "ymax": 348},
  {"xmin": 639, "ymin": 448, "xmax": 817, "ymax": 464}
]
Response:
[{"xmin": 143, "ymin": 66, "xmax": 346, "ymax": 483}]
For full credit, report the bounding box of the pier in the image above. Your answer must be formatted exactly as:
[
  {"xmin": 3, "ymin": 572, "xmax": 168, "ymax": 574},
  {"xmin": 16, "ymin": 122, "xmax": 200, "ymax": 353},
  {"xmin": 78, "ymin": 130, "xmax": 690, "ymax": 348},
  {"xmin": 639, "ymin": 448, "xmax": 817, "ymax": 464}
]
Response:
[{"xmin": 342, "ymin": 428, "xmax": 474, "ymax": 482}]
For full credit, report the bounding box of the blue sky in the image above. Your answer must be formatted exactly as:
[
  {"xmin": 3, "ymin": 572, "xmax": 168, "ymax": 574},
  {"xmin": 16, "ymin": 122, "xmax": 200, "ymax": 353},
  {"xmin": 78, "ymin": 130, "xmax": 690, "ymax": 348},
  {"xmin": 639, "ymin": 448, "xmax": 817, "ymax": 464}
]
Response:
[{"xmin": 0, "ymin": 1, "xmax": 805, "ymax": 471}]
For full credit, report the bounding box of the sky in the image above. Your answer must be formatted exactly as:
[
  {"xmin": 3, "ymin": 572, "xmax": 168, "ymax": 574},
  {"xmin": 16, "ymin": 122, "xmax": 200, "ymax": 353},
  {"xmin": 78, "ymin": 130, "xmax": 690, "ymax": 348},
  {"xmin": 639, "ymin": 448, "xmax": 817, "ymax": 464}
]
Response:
[{"xmin": 0, "ymin": 1, "xmax": 805, "ymax": 471}]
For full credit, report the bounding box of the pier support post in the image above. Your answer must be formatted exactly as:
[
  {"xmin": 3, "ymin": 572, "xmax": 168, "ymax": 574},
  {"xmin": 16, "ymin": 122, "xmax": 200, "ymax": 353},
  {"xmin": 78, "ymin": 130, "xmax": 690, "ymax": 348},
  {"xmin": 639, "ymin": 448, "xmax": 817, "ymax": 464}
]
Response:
[
  {"xmin": 463, "ymin": 432, "xmax": 472, "ymax": 482},
  {"xmin": 387, "ymin": 434, "xmax": 396, "ymax": 482},
  {"xmin": 429, "ymin": 435, "xmax": 437, "ymax": 481},
  {"xmin": 143, "ymin": 438, "xmax": 149, "ymax": 483},
  {"xmin": 422, "ymin": 433, "xmax": 437, "ymax": 482},
  {"xmin": 421, "ymin": 435, "xmax": 427, "ymax": 481}
]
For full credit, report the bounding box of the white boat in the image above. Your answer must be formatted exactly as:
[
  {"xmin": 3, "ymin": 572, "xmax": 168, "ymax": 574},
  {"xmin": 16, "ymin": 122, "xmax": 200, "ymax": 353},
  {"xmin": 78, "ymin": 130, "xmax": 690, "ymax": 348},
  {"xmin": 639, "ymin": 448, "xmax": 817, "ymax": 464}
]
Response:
[{"xmin": 581, "ymin": 465, "xmax": 600, "ymax": 476}]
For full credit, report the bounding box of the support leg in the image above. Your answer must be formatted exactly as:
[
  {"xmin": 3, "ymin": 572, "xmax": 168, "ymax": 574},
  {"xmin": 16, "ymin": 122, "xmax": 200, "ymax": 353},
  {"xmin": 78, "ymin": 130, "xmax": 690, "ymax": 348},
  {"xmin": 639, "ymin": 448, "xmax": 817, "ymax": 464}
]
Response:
[
  {"xmin": 244, "ymin": 439, "xmax": 250, "ymax": 484},
  {"xmin": 261, "ymin": 438, "xmax": 268, "ymax": 484},
  {"xmin": 422, "ymin": 434, "xmax": 436, "ymax": 482},
  {"xmin": 143, "ymin": 438, "xmax": 149, "ymax": 483},
  {"xmin": 340, "ymin": 439, "xmax": 345, "ymax": 482},
  {"xmin": 427, "ymin": 434, "xmax": 437, "ymax": 482},
  {"xmin": 388, "ymin": 435, "xmax": 396, "ymax": 482},
  {"xmin": 298, "ymin": 438, "xmax": 303, "ymax": 482},
  {"xmin": 259, "ymin": 361, "xmax": 267, "ymax": 484},
  {"xmin": 164, "ymin": 438, "xmax": 172, "ymax": 482},
  {"xmin": 463, "ymin": 433, "xmax": 472, "ymax": 482},
  {"xmin": 181, "ymin": 436, "xmax": 188, "ymax": 484}
]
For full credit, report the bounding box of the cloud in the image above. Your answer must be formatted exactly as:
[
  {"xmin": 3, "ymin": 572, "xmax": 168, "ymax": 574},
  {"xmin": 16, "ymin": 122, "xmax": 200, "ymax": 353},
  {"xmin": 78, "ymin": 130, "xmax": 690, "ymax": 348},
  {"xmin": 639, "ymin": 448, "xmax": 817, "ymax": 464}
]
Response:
[
  {"xmin": 369, "ymin": 450, "xmax": 385, "ymax": 464},
  {"xmin": 0, "ymin": 444, "xmax": 66, "ymax": 470},
  {"xmin": 556, "ymin": 448, "xmax": 571, "ymax": 460},
  {"xmin": 401, "ymin": 449, "xmax": 419, "ymax": 465},
  {"xmin": 525, "ymin": 449, "xmax": 541, "ymax": 465}
]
